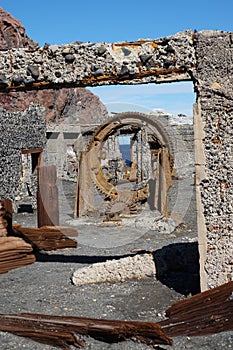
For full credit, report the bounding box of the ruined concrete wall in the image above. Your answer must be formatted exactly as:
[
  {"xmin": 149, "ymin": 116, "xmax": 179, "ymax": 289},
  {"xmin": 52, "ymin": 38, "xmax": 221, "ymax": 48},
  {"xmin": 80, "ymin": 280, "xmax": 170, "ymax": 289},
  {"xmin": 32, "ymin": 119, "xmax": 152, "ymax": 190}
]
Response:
[
  {"xmin": 0, "ymin": 30, "xmax": 233, "ymax": 290},
  {"xmin": 44, "ymin": 124, "xmax": 80, "ymax": 179},
  {"xmin": 152, "ymin": 113, "xmax": 196, "ymax": 230},
  {"xmin": 0, "ymin": 104, "xmax": 46, "ymax": 199},
  {"xmin": 153, "ymin": 113, "xmax": 195, "ymax": 178},
  {"xmin": 193, "ymin": 31, "xmax": 233, "ymax": 289}
]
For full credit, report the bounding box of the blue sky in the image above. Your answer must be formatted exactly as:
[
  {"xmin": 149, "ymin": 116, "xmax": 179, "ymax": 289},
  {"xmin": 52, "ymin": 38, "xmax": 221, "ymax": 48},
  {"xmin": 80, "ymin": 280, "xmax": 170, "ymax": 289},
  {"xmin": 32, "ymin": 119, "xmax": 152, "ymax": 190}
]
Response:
[{"xmin": 1, "ymin": 0, "xmax": 233, "ymax": 117}]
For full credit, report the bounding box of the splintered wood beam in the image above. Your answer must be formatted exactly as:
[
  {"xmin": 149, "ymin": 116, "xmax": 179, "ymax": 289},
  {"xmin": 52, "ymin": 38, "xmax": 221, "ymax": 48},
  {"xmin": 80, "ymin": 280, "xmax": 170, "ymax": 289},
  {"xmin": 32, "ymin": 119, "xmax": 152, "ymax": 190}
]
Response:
[
  {"xmin": 159, "ymin": 281, "xmax": 233, "ymax": 337},
  {"xmin": 12, "ymin": 225, "xmax": 78, "ymax": 251},
  {"xmin": 0, "ymin": 313, "xmax": 173, "ymax": 349}
]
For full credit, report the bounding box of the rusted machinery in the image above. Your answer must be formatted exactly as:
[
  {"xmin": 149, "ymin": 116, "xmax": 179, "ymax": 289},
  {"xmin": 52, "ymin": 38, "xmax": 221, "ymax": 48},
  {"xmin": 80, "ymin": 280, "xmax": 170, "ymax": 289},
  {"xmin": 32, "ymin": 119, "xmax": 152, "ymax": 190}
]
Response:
[{"xmin": 75, "ymin": 112, "xmax": 174, "ymax": 220}]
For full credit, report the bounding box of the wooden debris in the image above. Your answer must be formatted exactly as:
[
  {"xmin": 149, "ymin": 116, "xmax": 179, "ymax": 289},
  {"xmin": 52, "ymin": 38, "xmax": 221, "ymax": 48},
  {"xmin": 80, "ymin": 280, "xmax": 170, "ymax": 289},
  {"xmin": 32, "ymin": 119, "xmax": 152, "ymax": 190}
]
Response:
[
  {"xmin": 0, "ymin": 236, "xmax": 35, "ymax": 274},
  {"xmin": 159, "ymin": 281, "xmax": 233, "ymax": 337},
  {"xmin": 12, "ymin": 224, "xmax": 78, "ymax": 251},
  {"xmin": 37, "ymin": 165, "xmax": 59, "ymax": 227},
  {"xmin": 0, "ymin": 222, "xmax": 77, "ymax": 274},
  {"xmin": 0, "ymin": 282, "xmax": 232, "ymax": 347},
  {"xmin": 0, "ymin": 313, "xmax": 173, "ymax": 349}
]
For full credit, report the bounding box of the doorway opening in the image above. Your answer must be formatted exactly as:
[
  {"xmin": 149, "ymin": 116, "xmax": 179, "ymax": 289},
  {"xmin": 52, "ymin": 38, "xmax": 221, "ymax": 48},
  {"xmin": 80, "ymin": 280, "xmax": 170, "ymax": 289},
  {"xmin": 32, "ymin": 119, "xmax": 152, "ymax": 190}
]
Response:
[{"xmin": 13, "ymin": 148, "xmax": 42, "ymax": 227}]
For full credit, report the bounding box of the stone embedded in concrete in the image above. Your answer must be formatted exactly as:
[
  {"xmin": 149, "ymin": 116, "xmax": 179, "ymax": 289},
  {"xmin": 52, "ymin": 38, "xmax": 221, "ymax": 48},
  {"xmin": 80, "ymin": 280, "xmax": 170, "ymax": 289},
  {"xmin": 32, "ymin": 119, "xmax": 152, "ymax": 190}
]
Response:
[
  {"xmin": 27, "ymin": 65, "xmax": 40, "ymax": 80},
  {"xmin": 0, "ymin": 74, "xmax": 8, "ymax": 88},
  {"xmin": 0, "ymin": 30, "xmax": 196, "ymax": 91},
  {"xmin": 64, "ymin": 54, "xmax": 75, "ymax": 63},
  {"xmin": 0, "ymin": 105, "xmax": 46, "ymax": 199}
]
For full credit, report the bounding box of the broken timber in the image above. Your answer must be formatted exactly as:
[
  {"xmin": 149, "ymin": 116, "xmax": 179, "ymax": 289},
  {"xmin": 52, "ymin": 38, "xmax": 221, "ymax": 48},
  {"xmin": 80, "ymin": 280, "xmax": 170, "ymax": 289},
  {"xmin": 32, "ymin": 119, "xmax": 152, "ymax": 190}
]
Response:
[
  {"xmin": 0, "ymin": 314, "xmax": 172, "ymax": 348},
  {"xmin": 0, "ymin": 200, "xmax": 35, "ymax": 274},
  {"xmin": 0, "ymin": 236, "xmax": 35, "ymax": 274},
  {"xmin": 0, "ymin": 281, "xmax": 233, "ymax": 350},
  {"xmin": 12, "ymin": 224, "xmax": 78, "ymax": 251},
  {"xmin": 159, "ymin": 280, "xmax": 233, "ymax": 337},
  {"xmin": 0, "ymin": 282, "xmax": 232, "ymax": 348},
  {"xmin": 0, "ymin": 222, "xmax": 77, "ymax": 274}
]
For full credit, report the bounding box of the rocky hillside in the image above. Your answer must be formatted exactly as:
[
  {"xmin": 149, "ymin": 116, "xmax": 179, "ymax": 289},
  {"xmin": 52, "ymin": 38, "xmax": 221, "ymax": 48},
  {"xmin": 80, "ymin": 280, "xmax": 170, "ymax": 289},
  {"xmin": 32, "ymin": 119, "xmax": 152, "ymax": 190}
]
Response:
[
  {"xmin": 0, "ymin": 7, "xmax": 108, "ymax": 125},
  {"xmin": 0, "ymin": 88, "xmax": 108, "ymax": 125},
  {"xmin": 0, "ymin": 7, "xmax": 38, "ymax": 50}
]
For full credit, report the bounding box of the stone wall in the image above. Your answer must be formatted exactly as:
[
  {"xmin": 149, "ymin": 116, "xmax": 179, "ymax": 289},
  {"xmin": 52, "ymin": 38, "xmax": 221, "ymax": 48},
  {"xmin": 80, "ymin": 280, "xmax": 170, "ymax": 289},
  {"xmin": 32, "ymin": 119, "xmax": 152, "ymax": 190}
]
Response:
[
  {"xmin": 0, "ymin": 104, "xmax": 46, "ymax": 199},
  {"xmin": 152, "ymin": 113, "xmax": 195, "ymax": 178},
  {"xmin": 0, "ymin": 30, "xmax": 232, "ymax": 290}
]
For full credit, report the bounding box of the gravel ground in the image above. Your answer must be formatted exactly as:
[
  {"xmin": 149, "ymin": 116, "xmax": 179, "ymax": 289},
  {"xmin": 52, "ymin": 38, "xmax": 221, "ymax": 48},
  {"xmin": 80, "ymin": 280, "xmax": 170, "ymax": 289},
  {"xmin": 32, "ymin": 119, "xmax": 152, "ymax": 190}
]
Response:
[{"xmin": 0, "ymin": 180, "xmax": 232, "ymax": 349}]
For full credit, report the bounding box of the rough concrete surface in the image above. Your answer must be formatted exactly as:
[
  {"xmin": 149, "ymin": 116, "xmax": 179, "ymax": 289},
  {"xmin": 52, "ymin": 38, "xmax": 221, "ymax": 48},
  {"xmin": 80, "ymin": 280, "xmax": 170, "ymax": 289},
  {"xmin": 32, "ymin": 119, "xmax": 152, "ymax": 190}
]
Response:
[{"xmin": 72, "ymin": 253, "xmax": 156, "ymax": 285}]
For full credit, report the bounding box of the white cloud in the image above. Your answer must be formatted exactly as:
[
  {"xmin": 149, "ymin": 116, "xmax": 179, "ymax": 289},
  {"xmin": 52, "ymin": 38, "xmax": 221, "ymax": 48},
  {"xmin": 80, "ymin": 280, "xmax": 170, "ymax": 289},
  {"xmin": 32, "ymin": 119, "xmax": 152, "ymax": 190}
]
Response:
[{"xmin": 88, "ymin": 81, "xmax": 195, "ymax": 117}]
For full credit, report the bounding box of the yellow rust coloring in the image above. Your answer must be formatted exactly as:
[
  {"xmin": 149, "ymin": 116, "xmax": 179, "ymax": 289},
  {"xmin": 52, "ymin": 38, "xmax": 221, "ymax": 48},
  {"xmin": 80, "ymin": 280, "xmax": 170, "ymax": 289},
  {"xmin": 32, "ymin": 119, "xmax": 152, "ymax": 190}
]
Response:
[{"xmin": 113, "ymin": 40, "xmax": 158, "ymax": 50}]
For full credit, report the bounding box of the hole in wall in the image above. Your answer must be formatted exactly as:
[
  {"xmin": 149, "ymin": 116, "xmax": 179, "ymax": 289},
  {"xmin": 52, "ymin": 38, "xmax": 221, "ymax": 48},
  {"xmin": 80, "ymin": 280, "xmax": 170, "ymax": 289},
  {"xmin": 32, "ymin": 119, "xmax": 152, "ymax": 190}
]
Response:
[
  {"xmin": 12, "ymin": 82, "xmax": 197, "ymax": 235},
  {"xmin": 9, "ymin": 81, "xmax": 199, "ymax": 293},
  {"xmin": 76, "ymin": 82, "xmax": 196, "ymax": 221}
]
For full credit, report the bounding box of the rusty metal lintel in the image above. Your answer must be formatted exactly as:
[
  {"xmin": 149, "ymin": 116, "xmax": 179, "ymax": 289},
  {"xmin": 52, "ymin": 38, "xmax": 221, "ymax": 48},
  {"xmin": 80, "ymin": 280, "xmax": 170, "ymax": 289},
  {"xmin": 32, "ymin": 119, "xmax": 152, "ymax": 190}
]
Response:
[{"xmin": 0, "ymin": 66, "xmax": 194, "ymax": 93}]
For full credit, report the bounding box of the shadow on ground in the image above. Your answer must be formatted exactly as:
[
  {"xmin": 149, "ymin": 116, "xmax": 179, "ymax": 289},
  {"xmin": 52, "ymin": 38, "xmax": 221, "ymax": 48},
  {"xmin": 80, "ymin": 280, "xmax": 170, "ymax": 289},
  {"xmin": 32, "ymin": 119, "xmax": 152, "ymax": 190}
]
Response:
[
  {"xmin": 35, "ymin": 241, "xmax": 200, "ymax": 296},
  {"xmin": 153, "ymin": 242, "xmax": 200, "ymax": 296},
  {"xmin": 34, "ymin": 251, "xmax": 145, "ymax": 264}
]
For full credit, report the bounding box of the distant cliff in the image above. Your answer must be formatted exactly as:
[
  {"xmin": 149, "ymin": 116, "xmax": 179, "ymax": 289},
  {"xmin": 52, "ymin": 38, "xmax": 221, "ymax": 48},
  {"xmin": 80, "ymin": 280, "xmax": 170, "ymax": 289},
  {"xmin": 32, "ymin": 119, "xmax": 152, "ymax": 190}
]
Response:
[
  {"xmin": 0, "ymin": 7, "xmax": 38, "ymax": 50},
  {"xmin": 0, "ymin": 88, "xmax": 108, "ymax": 125},
  {"xmin": 0, "ymin": 7, "xmax": 108, "ymax": 125}
]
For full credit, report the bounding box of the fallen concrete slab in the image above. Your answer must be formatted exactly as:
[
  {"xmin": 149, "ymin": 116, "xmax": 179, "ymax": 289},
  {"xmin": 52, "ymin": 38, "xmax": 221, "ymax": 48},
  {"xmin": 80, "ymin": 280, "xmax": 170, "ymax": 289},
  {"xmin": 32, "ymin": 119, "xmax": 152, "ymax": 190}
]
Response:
[{"xmin": 72, "ymin": 253, "xmax": 156, "ymax": 285}]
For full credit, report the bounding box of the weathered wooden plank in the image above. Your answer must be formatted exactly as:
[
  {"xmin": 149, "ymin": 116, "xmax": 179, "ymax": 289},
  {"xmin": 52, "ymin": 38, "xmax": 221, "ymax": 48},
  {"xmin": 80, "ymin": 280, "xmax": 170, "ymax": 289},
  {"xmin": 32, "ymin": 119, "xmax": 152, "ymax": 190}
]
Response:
[
  {"xmin": 12, "ymin": 225, "xmax": 77, "ymax": 251},
  {"xmin": 21, "ymin": 148, "xmax": 43, "ymax": 154},
  {"xmin": 0, "ymin": 282, "xmax": 232, "ymax": 347},
  {"xmin": 0, "ymin": 313, "xmax": 172, "ymax": 349},
  {"xmin": 160, "ymin": 281, "xmax": 233, "ymax": 337},
  {"xmin": 0, "ymin": 236, "xmax": 35, "ymax": 274},
  {"xmin": 164, "ymin": 280, "xmax": 233, "ymax": 319},
  {"xmin": 37, "ymin": 165, "xmax": 59, "ymax": 227},
  {"xmin": 0, "ymin": 236, "xmax": 32, "ymax": 252},
  {"xmin": 0, "ymin": 255, "xmax": 36, "ymax": 273}
]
